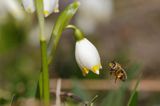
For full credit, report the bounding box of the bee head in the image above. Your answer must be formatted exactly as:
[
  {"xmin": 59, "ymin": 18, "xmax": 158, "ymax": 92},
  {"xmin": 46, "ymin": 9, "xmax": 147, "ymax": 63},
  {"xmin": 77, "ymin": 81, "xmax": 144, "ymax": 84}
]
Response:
[{"xmin": 109, "ymin": 61, "xmax": 116, "ymax": 68}]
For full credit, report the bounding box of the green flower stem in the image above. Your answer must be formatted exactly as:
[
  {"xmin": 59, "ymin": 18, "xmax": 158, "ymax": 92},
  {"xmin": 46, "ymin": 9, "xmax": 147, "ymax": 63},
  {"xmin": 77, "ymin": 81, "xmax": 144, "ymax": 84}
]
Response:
[
  {"xmin": 66, "ymin": 25, "xmax": 84, "ymax": 41},
  {"xmin": 47, "ymin": 1, "xmax": 80, "ymax": 64},
  {"xmin": 38, "ymin": 72, "xmax": 43, "ymax": 99},
  {"xmin": 40, "ymin": 40, "xmax": 50, "ymax": 106},
  {"xmin": 35, "ymin": 1, "xmax": 80, "ymax": 105},
  {"xmin": 35, "ymin": 0, "xmax": 50, "ymax": 106},
  {"xmin": 35, "ymin": 0, "xmax": 45, "ymax": 41}
]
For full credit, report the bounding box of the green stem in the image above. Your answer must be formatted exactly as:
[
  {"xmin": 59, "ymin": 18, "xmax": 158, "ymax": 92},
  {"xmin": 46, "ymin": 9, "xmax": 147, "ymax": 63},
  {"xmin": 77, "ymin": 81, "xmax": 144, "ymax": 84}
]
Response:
[
  {"xmin": 47, "ymin": 1, "xmax": 80, "ymax": 64},
  {"xmin": 35, "ymin": 0, "xmax": 45, "ymax": 41},
  {"xmin": 35, "ymin": 0, "xmax": 50, "ymax": 105},
  {"xmin": 66, "ymin": 25, "xmax": 84, "ymax": 41},
  {"xmin": 41, "ymin": 40, "xmax": 50, "ymax": 106},
  {"xmin": 38, "ymin": 72, "xmax": 43, "ymax": 99},
  {"xmin": 35, "ymin": 1, "xmax": 80, "ymax": 105}
]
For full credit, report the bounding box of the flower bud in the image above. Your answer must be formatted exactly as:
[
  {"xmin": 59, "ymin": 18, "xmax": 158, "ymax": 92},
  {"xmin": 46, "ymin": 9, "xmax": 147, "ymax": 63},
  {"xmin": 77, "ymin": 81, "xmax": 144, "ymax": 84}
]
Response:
[{"xmin": 75, "ymin": 38, "xmax": 102, "ymax": 76}]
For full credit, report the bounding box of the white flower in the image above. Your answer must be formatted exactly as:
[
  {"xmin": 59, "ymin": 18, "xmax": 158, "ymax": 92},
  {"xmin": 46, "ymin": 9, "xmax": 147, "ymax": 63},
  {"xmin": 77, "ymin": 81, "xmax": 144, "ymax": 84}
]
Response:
[
  {"xmin": 0, "ymin": 0, "xmax": 25, "ymax": 21},
  {"xmin": 22, "ymin": 0, "xmax": 35, "ymax": 13},
  {"xmin": 22, "ymin": 0, "xmax": 59, "ymax": 17},
  {"xmin": 75, "ymin": 38, "xmax": 102, "ymax": 76},
  {"xmin": 43, "ymin": 0, "xmax": 59, "ymax": 17}
]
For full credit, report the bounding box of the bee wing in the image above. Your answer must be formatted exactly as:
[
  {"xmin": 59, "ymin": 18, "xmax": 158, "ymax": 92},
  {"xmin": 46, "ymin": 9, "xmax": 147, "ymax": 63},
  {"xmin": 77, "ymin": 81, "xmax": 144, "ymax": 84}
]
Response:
[{"xmin": 121, "ymin": 68, "xmax": 127, "ymax": 80}]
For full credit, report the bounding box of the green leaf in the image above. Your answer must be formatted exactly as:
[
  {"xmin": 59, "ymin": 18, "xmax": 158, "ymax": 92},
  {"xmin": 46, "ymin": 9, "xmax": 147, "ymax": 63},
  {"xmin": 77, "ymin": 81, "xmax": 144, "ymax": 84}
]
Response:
[
  {"xmin": 128, "ymin": 91, "xmax": 138, "ymax": 106},
  {"xmin": 127, "ymin": 79, "xmax": 140, "ymax": 106},
  {"xmin": 89, "ymin": 95, "xmax": 99, "ymax": 106},
  {"xmin": 47, "ymin": 1, "xmax": 80, "ymax": 64}
]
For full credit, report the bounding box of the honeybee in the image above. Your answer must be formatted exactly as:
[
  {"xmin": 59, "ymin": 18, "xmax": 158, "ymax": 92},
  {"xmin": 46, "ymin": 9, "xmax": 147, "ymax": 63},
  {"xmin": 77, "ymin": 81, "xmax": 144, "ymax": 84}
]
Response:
[{"xmin": 109, "ymin": 61, "xmax": 127, "ymax": 83}]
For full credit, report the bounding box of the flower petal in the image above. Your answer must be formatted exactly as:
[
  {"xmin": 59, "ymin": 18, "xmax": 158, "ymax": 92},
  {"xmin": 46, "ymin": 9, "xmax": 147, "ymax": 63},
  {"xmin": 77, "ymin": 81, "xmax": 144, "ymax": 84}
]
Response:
[
  {"xmin": 43, "ymin": 0, "xmax": 59, "ymax": 17},
  {"xmin": 53, "ymin": 0, "xmax": 59, "ymax": 13},
  {"xmin": 92, "ymin": 64, "xmax": 101, "ymax": 75},
  {"xmin": 22, "ymin": 0, "xmax": 35, "ymax": 13},
  {"xmin": 82, "ymin": 67, "xmax": 89, "ymax": 76},
  {"xmin": 4, "ymin": 0, "xmax": 25, "ymax": 20}
]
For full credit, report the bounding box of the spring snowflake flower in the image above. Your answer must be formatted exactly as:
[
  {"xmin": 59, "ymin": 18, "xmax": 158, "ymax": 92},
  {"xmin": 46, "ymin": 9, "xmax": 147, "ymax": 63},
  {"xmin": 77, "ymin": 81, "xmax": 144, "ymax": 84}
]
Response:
[
  {"xmin": 43, "ymin": 0, "xmax": 59, "ymax": 17},
  {"xmin": 22, "ymin": 0, "xmax": 35, "ymax": 13},
  {"xmin": 22, "ymin": 0, "xmax": 59, "ymax": 17},
  {"xmin": 0, "ymin": 0, "xmax": 25, "ymax": 21},
  {"xmin": 75, "ymin": 38, "xmax": 102, "ymax": 76}
]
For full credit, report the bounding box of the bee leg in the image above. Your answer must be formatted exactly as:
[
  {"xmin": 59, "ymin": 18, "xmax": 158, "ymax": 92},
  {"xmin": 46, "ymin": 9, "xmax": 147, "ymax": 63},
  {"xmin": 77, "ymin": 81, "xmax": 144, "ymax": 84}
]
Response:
[
  {"xmin": 110, "ymin": 71, "xmax": 113, "ymax": 75},
  {"xmin": 115, "ymin": 77, "xmax": 118, "ymax": 83}
]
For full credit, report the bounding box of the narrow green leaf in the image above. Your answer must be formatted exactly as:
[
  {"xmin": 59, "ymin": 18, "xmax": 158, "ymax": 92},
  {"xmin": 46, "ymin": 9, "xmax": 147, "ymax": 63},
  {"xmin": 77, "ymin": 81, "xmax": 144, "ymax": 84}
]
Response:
[
  {"xmin": 47, "ymin": 1, "xmax": 80, "ymax": 64},
  {"xmin": 129, "ymin": 91, "xmax": 138, "ymax": 106},
  {"xmin": 127, "ymin": 79, "xmax": 140, "ymax": 106},
  {"xmin": 89, "ymin": 95, "xmax": 98, "ymax": 106}
]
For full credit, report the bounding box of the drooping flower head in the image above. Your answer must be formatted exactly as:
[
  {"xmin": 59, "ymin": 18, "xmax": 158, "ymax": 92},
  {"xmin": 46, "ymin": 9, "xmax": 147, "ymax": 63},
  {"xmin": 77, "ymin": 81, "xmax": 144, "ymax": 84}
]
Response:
[
  {"xmin": 0, "ymin": 0, "xmax": 25, "ymax": 21},
  {"xmin": 22, "ymin": 0, "xmax": 59, "ymax": 17},
  {"xmin": 22, "ymin": 0, "xmax": 35, "ymax": 13},
  {"xmin": 43, "ymin": 0, "xmax": 59, "ymax": 17},
  {"xmin": 75, "ymin": 38, "xmax": 102, "ymax": 76}
]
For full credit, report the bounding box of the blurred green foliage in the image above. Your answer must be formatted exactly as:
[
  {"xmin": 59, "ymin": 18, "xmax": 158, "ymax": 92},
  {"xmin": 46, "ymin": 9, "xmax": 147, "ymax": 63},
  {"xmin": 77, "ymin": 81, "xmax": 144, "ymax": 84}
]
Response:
[
  {"xmin": 0, "ymin": 17, "xmax": 39, "ymax": 105},
  {"xmin": 0, "ymin": 17, "xmax": 26, "ymax": 53}
]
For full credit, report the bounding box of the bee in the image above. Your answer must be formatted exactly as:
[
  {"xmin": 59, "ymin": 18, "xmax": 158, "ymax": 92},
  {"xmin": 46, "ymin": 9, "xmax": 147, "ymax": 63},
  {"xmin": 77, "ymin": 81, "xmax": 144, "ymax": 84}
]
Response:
[{"xmin": 108, "ymin": 61, "xmax": 127, "ymax": 83}]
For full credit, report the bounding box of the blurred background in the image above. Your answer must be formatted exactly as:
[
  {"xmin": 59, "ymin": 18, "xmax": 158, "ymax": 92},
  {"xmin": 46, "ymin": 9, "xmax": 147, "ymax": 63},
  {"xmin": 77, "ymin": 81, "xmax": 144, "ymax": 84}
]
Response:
[{"xmin": 0, "ymin": 0, "xmax": 160, "ymax": 105}]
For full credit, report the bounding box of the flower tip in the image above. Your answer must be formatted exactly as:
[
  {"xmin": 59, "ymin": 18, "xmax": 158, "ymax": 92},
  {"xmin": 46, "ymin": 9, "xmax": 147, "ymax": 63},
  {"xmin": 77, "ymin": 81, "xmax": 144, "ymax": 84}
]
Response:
[
  {"xmin": 43, "ymin": 10, "xmax": 49, "ymax": 17},
  {"xmin": 72, "ymin": 1, "xmax": 80, "ymax": 8},
  {"xmin": 95, "ymin": 70, "xmax": 100, "ymax": 75},
  {"xmin": 100, "ymin": 65, "xmax": 102, "ymax": 69},
  {"xmin": 22, "ymin": 0, "xmax": 35, "ymax": 13},
  {"xmin": 82, "ymin": 68, "xmax": 89, "ymax": 76},
  {"xmin": 54, "ymin": 8, "xmax": 59, "ymax": 13},
  {"xmin": 26, "ymin": 8, "xmax": 34, "ymax": 13},
  {"xmin": 76, "ymin": 1, "xmax": 81, "ymax": 6}
]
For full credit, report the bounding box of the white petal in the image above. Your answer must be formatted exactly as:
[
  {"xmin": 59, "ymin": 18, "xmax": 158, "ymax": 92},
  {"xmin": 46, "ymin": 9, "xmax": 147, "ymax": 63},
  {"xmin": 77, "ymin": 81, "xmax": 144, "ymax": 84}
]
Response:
[
  {"xmin": 43, "ymin": 0, "xmax": 59, "ymax": 17},
  {"xmin": 53, "ymin": 0, "xmax": 59, "ymax": 13},
  {"xmin": 76, "ymin": 53, "xmax": 89, "ymax": 76},
  {"xmin": 22, "ymin": 0, "xmax": 35, "ymax": 13},
  {"xmin": 75, "ymin": 38, "xmax": 101, "ymax": 71},
  {"xmin": 75, "ymin": 51, "xmax": 83, "ymax": 69},
  {"xmin": 3, "ymin": 0, "xmax": 25, "ymax": 20},
  {"xmin": 95, "ymin": 70, "xmax": 99, "ymax": 75}
]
